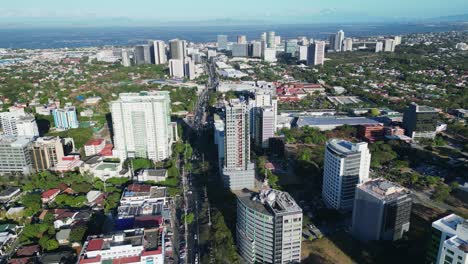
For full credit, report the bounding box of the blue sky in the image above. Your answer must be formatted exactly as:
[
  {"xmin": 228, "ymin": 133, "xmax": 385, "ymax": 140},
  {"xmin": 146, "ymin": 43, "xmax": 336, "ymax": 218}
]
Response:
[{"xmin": 0, "ymin": 0, "xmax": 467, "ymax": 25}]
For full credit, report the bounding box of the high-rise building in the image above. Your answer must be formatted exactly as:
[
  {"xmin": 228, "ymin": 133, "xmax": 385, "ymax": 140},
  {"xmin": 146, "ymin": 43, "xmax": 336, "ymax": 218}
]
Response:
[
  {"xmin": 249, "ymin": 41, "xmax": 262, "ymax": 58},
  {"xmin": 403, "ymin": 103, "xmax": 438, "ymax": 139},
  {"xmin": 285, "ymin": 39, "xmax": 298, "ymax": 57},
  {"xmin": 121, "ymin": 49, "xmax": 132, "ymax": 67},
  {"xmin": 307, "ymin": 41, "xmax": 326, "ymax": 66},
  {"xmin": 0, "ymin": 136, "xmax": 33, "ymax": 175},
  {"xmin": 52, "ymin": 106, "xmax": 79, "ymax": 130},
  {"xmin": 260, "ymin": 32, "xmax": 267, "ymax": 43},
  {"xmin": 0, "ymin": 112, "xmax": 39, "ymax": 138},
  {"xmin": 30, "ymin": 136, "xmax": 64, "ymax": 171},
  {"xmin": 169, "ymin": 59, "xmax": 185, "ymax": 78},
  {"xmin": 134, "ymin": 45, "xmax": 151, "ymax": 65},
  {"xmin": 297, "ymin": 45, "xmax": 308, "ymax": 61},
  {"xmin": 217, "ymin": 35, "xmax": 228, "ymax": 51},
  {"xmin": 322, "ymin": 139, "xmax": 371, "ymax": 210},
  {"xmin": 249, "ymin": 93, "xmax": 278, "ymax": 143},
  {"xmin": 236, "ymin": 183, "xmax": 303, "ymax": 264},
  {"xmin": 343, "ymin": 38, "xmax": 353, "ymax": 51},
  {"xmin": 231, "ymin": 44, "xmax": 249, "ymax": 57},
  {"xmin": 437, "ymin": 220, "xmax": 468, "ymax": 264},
  {"xmin": 274, "ymin": 36, "xmax": 281, "ymax": 46},
  {"xmin": 169, "ymin": 39, "xmax": 187, "ymax": 60},
  {"xmin": 351, "ymin": 178, "xmax": 412, "ymax": 241},
  {"xmin": 222, "ymin": 99, "xmax": 255, "ymax": 190},
  {"xmin": 148, "ymin": 40, "xmax": 167, "ymax": 65},
  {"xmin": 267, "ymin": 31, "xmax": 276, "ymax": 48},
  {"xmin": 262, "ymin": 48, "xmax": 277, "ymax": 62},
  {"xmin": 237, "ymin": 35, "xmax": 247, "ymax": 44},
  {"xmin": 334, "ymin": 30, "xmax": 345, "ymax": 52},
  {"xmin": 254, "ymin": 106, "xmax": 275, "ymax": 148},
  {"xmin": 427, "ymin": 214, "xmax": 465, "ymax": 264},
  {"xmin": 298, "ymin": 36, "xmax": 309, "ymax": 46},
  {"xmin": 393, "ymin": 36, "xmax": 402, "ymax": 45},
  {"xmin": 110, "ymin": 91, "xmax": 173, "ymax": 162},
  {"xmin": 214, "ymin": 114, "xmax": 225, "ymax": 172},
  {"xmin": 375, "ymin": 41, "xmax": 384, "ymax": 53},
  {"xmin": 184, "ymin": 58, "xmax": 196, "ymax": 80},
  {"xmin": 384, "ymin": 39, "xmax": 396, "ymax": 52}
]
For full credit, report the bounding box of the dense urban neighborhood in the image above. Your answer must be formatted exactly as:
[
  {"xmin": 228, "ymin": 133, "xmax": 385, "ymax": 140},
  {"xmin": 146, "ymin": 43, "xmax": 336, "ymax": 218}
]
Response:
[{"xmin": 0, "ymin": 28, "xmax": 467, "ymax": 264}]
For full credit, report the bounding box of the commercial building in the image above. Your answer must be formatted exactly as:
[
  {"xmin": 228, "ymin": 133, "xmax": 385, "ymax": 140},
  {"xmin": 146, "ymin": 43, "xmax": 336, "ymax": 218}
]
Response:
[
  {"xmin": 285, "ymin": 39, "xmax": 298, "ymax": 57},
  {"xmin": 403, "ymin": 103, "xmax": 438, "ymax": 139},
  {"xmin": 169, "ymin": 39, "xmax": 186, "ymax": 60},
  {"xmin": 307, "ymin": 41, "xmax": 325, "ymax": 66},
  {"xmin": 266, "ymin": 31, "xmax": 276, "ymax": 48},
  {"xmin": 148, "ymin": 40, "xmax": 167, "ymax": 65},
  {"xmin": 214, "ymin": 114, "xmax": 225, "ymax": 172},
  {"xmin": 236, "ymin": 184, "xmax": 302, "ymax": 264},
  {"xmin": 263, "ymin": 48, "xmax": 277, "ymax": 62},
  {"xmin": 384, "ymin": 39, "xmax": 396, "ymax": 52},
  {"xmin": 358, "ymin": 124, "xmax": 385, "ymax": 143},
  {"xmin": 134, "ymin": 45, "xmax": 151, "ymax": 65},
  {"xmin": 254, "ymin": 106, "xmax": 275, "ymax": 149},
  {"xmin": 322, "ymin": 139, "xmax": 371, "ymax": 210},
  {"xmin": 168, "ymin": 59, "xmax": 184, "ymax": 78},
  {"xmin": 249, "ymin": 41, "xmax": 262, "ymax": 58},
  {"xmin": 352, "ymin": 178, "xmax": 412, "ymax": 241},
  {"xmin": 333, "ymin": 30, "xmax": 345, "ymax": 52},
  {"xmin": 237, "ymin": 35, "xmax": 247, "ymax": 44},
  {"xmin": 30, "ymin": 136, "xmax": 64, "ymax": 171},
  {"xmin": 222, "ymin": 99, "xmax": 255, "ymax": 190},
  {"xmin": 296, "ymin": 116, "xmax": 381, "ymax": 131},
  {"xmin": 217, "ymin": 35, "xmax": 228, "ymax": 51},
  {"xmin": 78, "ymin": 228, "xmax": 164, "ymax": 264},
  {"xmin": 343, "ymin": 38, "xmax": 353, "ymax": 51},
  {"xmin": 232, "ymin": 44, "xmax": 249, "ymax": 57},
  {"xmin": 0, "ymin": 112, "xmax": 39, "ymax": 138},
  {"xmin": 52, "ymin": 106, "xmax": 79, "ymax": 130},
  {"xmin": 121, "ymin": 49, "xmax": 132, "ymax": 67},
  {"xmin": 375, "ymin": 41, "xmax": 384, "ymax": 53},
  {"xmin": 0, "ymin": 136, "xmax": 33, "ymax": 175},
  {"xmin": 427, "ymin": 214, "xmax": 465, "ymax": 264},
  {"xmin": 297, "ymin": 45, "xmax": 308, "ymax": 61},
  {"xmin": 110, "ymin": 91, "xmax": 173, "ymax": 162},
  {"xmin": 437, "ymin": 220, "xmax": 468, "ymax": 264},
  {"xmin": 249, "ymin": 92, "xmax": 278, "ymax": 142}
]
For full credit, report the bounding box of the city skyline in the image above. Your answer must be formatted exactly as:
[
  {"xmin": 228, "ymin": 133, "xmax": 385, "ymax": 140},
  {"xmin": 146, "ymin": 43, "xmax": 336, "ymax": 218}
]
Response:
[{"xmin": 0, "ymin": 0, "xmax": 467, "ymax": 27}]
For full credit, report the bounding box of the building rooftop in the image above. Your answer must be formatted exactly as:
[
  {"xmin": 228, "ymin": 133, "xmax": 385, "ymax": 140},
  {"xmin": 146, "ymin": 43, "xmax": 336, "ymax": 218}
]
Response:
[
  {"xmin": 358, "ymin": 178, "xmax": 410, "ymax": 202},
  {"xmin": 235, "ymin": 182, "xmax": 302, "ymax": 216},
  {"xmin": 85, "ymin": 139, "xmax": 104, "ymax": 146},
  {"xmin": 327, "ymin": 139, "xmax": 368, "ymax": 156},
  {"xmin": 446, "ymin": 220, "xmax": 468, "ymax": 253},
  {"xmin": 433, "ymin": 214, "xmax": 465, "ymax": 234},
  {"xmin": 296, "ymin": 116, "xmax": 380, "ymax": 128},
  {"xmin": 0, "ymin": 136, "xmax": 32, "ymax": 147}
]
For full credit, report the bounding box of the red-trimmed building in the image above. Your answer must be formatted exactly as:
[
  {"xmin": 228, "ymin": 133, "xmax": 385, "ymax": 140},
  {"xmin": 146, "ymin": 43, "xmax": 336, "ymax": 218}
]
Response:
[
  {"xmin": 78, "ymin": 228, "xmax": 164, "ymax": 264},
  {"xmin": 41, "ymin": 189, "xmax": 60, "ymax": 204},
  {"xmin": 84, "ymin": 139, "xmax": 106, "ymax": 157},
  {"xmin": 358, "ymin": 124, "xmax": 385, "ymax": 143}
]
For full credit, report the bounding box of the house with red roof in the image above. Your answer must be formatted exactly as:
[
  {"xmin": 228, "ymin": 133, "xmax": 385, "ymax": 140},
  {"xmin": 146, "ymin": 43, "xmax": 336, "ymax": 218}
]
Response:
[
  {"xmin": 41, "ymin": 189, "xmax": 60, "ymax": 204},
  {"xmin": 84, "ymin": 139, "xmax": 106, "ymax": 157}
]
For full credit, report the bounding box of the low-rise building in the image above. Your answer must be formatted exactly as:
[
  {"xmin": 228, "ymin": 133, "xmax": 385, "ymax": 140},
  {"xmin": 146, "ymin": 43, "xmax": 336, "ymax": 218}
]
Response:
[
  {"xmin": 296, "ymin": 116, "xmax": 381, "ymax": 131},
  {"xmin": 0, "ymin": 187, "xmax": 21, "ymax": 204},
  {"xmin": 137, "ymin": 169, "xmax": 168, "ymax": 183},
  {"xmin": 358, "ymin": 124, "xmax": 385, "ymax": 143},
  {"xmin": 41, "ymin": 189, "xmax": 60, "ymax": 204},
  {"xmin": 84, "ymin": 139, "xmax": 106, "ymax": 157},
  {"xmin": 78, "ymin": 228, "xmax": 164, "ymax": 264},
  {"xmin": 120, "ymin": 184, "xmax": 168, "ymax": 206}
]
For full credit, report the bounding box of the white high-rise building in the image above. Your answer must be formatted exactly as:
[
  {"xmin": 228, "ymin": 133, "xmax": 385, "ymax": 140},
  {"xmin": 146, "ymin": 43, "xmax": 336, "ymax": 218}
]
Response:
[
  {"xmin": 393, "ymin": 36, "xmax": 402, "ymax": 45},
  {"xmin": 134, "ymin": 45, "xmax": 151, "ymax": 65},
  {"xmin": 384, "ymin": 39, "xmax": 396, "ymax": 52},
  {"xmin": 307, "ymin": 41, "xmax": 325, "ymax": 66},
  {"xmin": 249, "ymin": 93, "xmax": 278, "ymax": 141},
  {"xmin": 217, "ymin": 35, "xmax": 228, "ymax": 51},
  {"xmin": 0, "ymin": 112, "xmax": 39, "ymax": 138},
  {"xmin": 184, "ymin": 58, "xmax": 195, "ymax": 80},
  {"xmin": 298, "ymin": 45, "xmax": 308, "ymax": 61},
  {"xmin": 169, "ymin": 59, "xmax": 185, "ymax": 78},
  {"xmin": 148, "ymin": 40, "xmax": 167, "ymax": 65},
  {"xmin": 322, "ymin": 139, "xmax": 371, "ymax": 210},
  {"xmin": 169, "ymin": 39, "xmax": 187, "ymax": 60},
  {"xmin": 262, "ymin": 48, "xmax": 277, "ymax": 62},
  {"xmin": 237, "ymin": 35, "xmax": 247, "ymax": 44},
  {"xmin": 428, "ymin": 214, "xmax": 466, "ymax": 264},
  {"xmin": 121, "ymin": 49, "xmax": 131, "ymax": 67},
  {"xmin": 267, "ymin": 31, "xmax": 276, "ymax": 48},
  {"xmin": 343, "ymin": 38, "xmax": 353, "ymax": 51},
  {"xmin": 375, "ymin": 41, "xmax": 384, "ymax": 53},
  {"xmin": 254, "ymin": 107, "xmax": 275, "ymax": 148},
  {"xmin": 222, "ymin": 99, "xmax": 255, "ymax": 190},
  {"xmin": 249, "ymin": 41, "xmax": 262, "ymax": 58},
  {"xmin": 110, "ymin": 91, "xmax": 173, "ymax": 162},
  {"xmin": 438, "ymin": 220, "xmax": 468, "ymax": 264},
  {"xmin": 334, "ymin": 30, "xmax": 345, "ymax": 52},
  {"xmin": 260, "ymin": 32, "xmax": 267, "ymax": 42}
]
